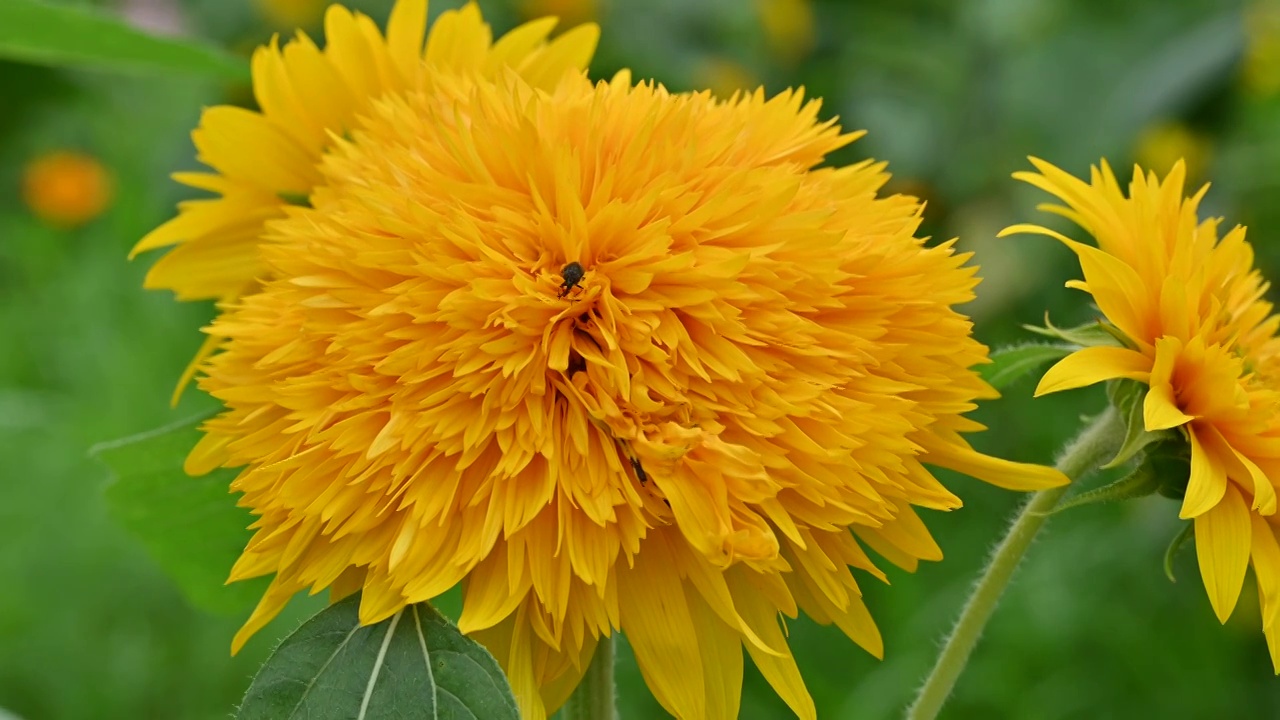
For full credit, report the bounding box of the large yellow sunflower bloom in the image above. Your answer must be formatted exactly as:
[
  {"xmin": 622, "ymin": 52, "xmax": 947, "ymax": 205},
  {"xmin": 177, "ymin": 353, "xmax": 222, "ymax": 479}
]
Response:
[
  {"xmin": 131, "ymin": 0, "xmax": 598, "ymax": 398},
  {"xmin": 139, "ymin": 3, "xmax": 1066, "ymax": 717},
  {"xmin": 1006, "ymin": 158, "xmax": 1280, "ymax": 670}
]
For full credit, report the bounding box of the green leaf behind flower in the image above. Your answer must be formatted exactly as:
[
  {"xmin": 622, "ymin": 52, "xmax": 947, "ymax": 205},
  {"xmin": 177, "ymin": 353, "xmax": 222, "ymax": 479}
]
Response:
[
  {"xmin": 238, "ymin": 595, "xmax": 519, "ymax": 720},
  {"xmin": 1037, "ymin": 462, "xmax": 1162, "ymax": 516},
  {"xmin": 1104, "ymin": 379, "xmax": 1174, "ymax": 469},
  {"xmin": 1024, "ymin": 314, "xmax": 1126, "ymax": 348},
  {"xmin": 92, "ymin": 412, "xmax": 264, "ymax": 615},
  {"xmin": 1164, "ymin": 522, "xmax": 1196, "ymax": 583},
  {"xmin": 0, "ymin": 0, "xmax": 248, "ymax": 81},
  {"xmin": 979, "ymin": 343, "xmax": 1073, "ymax": 390}
]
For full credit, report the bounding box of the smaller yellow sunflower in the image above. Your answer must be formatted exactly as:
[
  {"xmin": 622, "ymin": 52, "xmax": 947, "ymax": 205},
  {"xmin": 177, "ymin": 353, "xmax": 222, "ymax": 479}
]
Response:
[{"xmin": 1005, "ymin": 158, "xmax": 1280, "ymax": 669}]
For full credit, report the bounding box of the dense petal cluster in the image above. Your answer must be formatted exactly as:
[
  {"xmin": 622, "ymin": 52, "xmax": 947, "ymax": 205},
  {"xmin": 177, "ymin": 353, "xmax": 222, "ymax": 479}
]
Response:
[
  {"xmin": 1008, "ymin": 159, "xmax": 1280, "ymax": 669},
  {"xmin": 137, "ymin": 2, "xmax": 1067, "ymax": 717},
  {"xmin": 130, "ymin": 0, "xmax": 597, "ymax": 397}
]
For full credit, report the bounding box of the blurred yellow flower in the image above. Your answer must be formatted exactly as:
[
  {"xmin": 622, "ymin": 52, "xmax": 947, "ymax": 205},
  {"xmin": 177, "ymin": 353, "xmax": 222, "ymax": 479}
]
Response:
[
  {"xmin": 518, "ymin": 0, "xmax": 596, "ymax": 25},
  {"xmin": 1244, "ymin": 1, "xmax": 1280, "ymax": 97},
  {"xmin": 255, "ymin": 0, "xmax": 326, "ymax": 28},
  {"xmin": 132, "ymin": 0, "xmax": 598, "ymax": 399},
  {"xmin": 1133, "ymin": 121, "xmax": 1211, "ymax": 183},
  {"xmin": 694, "ymin": 57, "xmax": 759, "ymax": 99},
  {"xmin": 1006, "ymin": 159, "xmax": 1280, "ymax": 670},
  {"xmin": 21, "ymin": 151, "xmax": 112, "ymax": 229},
  {"xmin": 757, "ymin": 0, "xmax": 815, "ymax": 65},
  {"xmin": 171, "ymin": 26, "xmax": 1065, "ymax": 717}
]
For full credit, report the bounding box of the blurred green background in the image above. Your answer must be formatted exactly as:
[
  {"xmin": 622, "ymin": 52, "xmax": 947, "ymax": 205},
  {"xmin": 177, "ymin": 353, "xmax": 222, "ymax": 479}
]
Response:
[{"xmin": 3, "ymin": 0, "xmax": 1280, "ymax": 717}]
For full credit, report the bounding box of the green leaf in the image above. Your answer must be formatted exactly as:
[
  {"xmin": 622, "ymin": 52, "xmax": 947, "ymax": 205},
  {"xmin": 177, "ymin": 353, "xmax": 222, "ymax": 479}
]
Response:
[
  {"xmin": 92, "ymin": 412, "xmax": 264, "ymax": 615},
  {"xmin": 1038, "ymin": 462, "xmax": 1162, "ymax": 516},
  {"xmin": 1024, "ymin": 314, "xmax": 1126, "ymax": 348},
  {"xmin": 1164, "ymin": 521, "xmax": 1196, "ymax": 583},
  {"xmin": 979, "ymin": 342, "xmax": 1073, "ymax": 390},
  {"xmin": 1091, "ymin": 13, "xmax": 1243, "ymax": 147},
  {"xmin": 1104, "ymin": 379, "xmax": 1174, "ymax": 469},
  {"xmin": 0, "ymin": 0, "xmax": 248, "ymax": 81},
  {"xmin": 238, "ymin": 595, "xmax": 520, "ymax": 720}
]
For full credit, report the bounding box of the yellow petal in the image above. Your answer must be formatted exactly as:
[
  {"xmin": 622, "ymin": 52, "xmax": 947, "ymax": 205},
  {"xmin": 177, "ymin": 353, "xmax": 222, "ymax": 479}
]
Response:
[
  {"xmin": 518, "ymin": 23, "xmax": 600, "ymax": 89},
  {"xmin": 851, "ymin": 525, "xmax": 918, "ymax": 572},
  {"xmin": 687, "ymin": 589, "xmax": 744, "ymax": 720},
  {"xmin": 385, "ymin": 0, "xmax": 428, "ymax": 81},
  {"xmin": 919, "ymin": 435, "xmax": 1069, "ymax": 491},
  {"xmin": 131, "ymin": 188, "xmax": 278, "ymax": 257},
  {"xmin": 1181, "ymin": 426, "xmax": 1228, "ymax": 519},
  {"xmin": 232, "ymin": 576, "xmax": 303, "ymax": 654},
  {"xmin": 726, "ymin": 569, "xmax": 816, "ymax": 720},
  {"xmin": 279, "ymin": 31, "xmax": 357, "ymax": 135},
  {"xmin": 1267, "ymin": 624, "xmax": 1280, "ymax": 674},
  {"xmin": 191, "ymin": 106, "xmax": 318, "ymax": 192},
  {"xmin": 1225, "ymin": 435, "xmax": 1278, "ymax": 516},
  {"xmin": 872, "ymin": 506, "xmax": 943, "ymax": 562},
  {"xmin": 425, "ymin": 2, "xmax": 492, "ymax": 73},
  {"xmin": 171, "ymin": 332, "xmax": 223, "ymax": 407},
  {"xmin": 251, "ymin": 40, "xmax": 327, "ymax": 154},
  {"xmin": 142, "ymin": 231, "xmax": 266, "ymax": 302},
  {"xmin": 486, "ymin": 16, "xmax": 558, "ymax": 74},
  {"xmin": 323, "ymin": 6, "xmax": 387, "ymax": 102},
  {"xmin": 1250, "ymin": 513, "xmax": 1280, "ymax": 631},
  {"xmin": 784, "ymin": 544, "xmax": 885, "ymax": 659},
  {"xmin": 1034, "ymin": 345, "xmax": 1151, "ymax": 396},
  {"xmin": 185, "ymin": 430, "xmax": 231, "ymax": 476},
  {"xmin": 1059, "ymin": 239, "xmax": 1152, "ymax": 344},
  {"xmin": 1194, "ymin": 484, "xmax": 1251, "ymax": 623},
  {"xmin": 617, "ymin": 534, "xmax": 706, "ymax": 719},
  {"xmin": 1144, "ymin": 336, "xmax": 1194, "ymax": 430},
  {"xmin": 484, "ymin": 607, "xmax": 548, "ymax": 720},
  {"xmin": 538, "ymin": 634, "xmax": 599, "ymax": 716}
]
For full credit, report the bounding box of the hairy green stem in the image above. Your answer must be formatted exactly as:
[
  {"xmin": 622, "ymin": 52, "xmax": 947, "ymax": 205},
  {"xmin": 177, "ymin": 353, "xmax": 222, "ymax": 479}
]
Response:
[
  {"xmin": 561, "ymin": 633, "xmax": 616, "ymax": 720},
  {"xmin": 906, "ymin": 408, "xmax": 1122, "ymax": 720}
]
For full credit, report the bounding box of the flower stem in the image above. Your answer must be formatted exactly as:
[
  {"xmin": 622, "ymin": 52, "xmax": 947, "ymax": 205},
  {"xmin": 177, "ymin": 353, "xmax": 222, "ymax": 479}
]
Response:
[
  {"xmin": 906, "ymin": 408, "xmax": 1122, "ymax": 720},
  {"xmin": 562, "ymin": 633, "xmax": 617, "ymax": 720}
]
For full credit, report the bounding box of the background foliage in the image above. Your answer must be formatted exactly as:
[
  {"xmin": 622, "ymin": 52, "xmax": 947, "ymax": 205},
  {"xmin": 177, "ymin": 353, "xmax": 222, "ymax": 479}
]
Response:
[{"xmin": 1, "ymin": 0, "xmax": 1279, "ymax": 717}]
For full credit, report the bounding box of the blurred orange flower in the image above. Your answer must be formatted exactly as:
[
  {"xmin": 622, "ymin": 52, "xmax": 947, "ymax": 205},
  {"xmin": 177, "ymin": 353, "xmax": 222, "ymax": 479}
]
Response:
[
  {"xmin": 694, "ymin": 57, "xmax": 760, "ymax": 99},
  {"xmin": 757, "ymin": 0, "xmax": 815, "ymax": 66},
  {"xmin": 519, "ymin": 0, "xmax": 596, "ymax": 25},
  {"xmin": 255, "ymin": 0, "xmax": 326, "ymax": 28},
  {"xmin": 1133, "ymin": 121, "xmax": 1211, "ymax": 183},
  {"xmin": 21, "ymin": 151, "xmax": 113, "ymax": 229},
  {"xmin": 1244, "ymin": 1, "xmax": 1280, "ymax": 97}
]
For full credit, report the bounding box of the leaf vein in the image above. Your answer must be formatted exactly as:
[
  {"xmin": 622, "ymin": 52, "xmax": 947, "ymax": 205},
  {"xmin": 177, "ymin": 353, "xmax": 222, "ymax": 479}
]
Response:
[
  {"xmin": 287, "ymin": 625, "xmax": 362, "ymax": 720},
  {"xmin": 357, "ymin": 609, "xmax": 403, "ymax": 720},
  {"xmin": 411, "ymin": 605, "xmax": 439, "ymax": 717}
]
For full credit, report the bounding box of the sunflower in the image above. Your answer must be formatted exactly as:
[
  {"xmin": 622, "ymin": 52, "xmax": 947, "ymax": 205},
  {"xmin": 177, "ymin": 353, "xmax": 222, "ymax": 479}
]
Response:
[
  {"xmin": 130, "ymin": 0, "xmax": 598, "ymax": 399},
  {"xmin": 1006, "ymin": 158, "xmax": 1280, "ymax": 669},
  {"xmin": 139, "ymin": 3, "xmax": 1066, "ymax": 717}
]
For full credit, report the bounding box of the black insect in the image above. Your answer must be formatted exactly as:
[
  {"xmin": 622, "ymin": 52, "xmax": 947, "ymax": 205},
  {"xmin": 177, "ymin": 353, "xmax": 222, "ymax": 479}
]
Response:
[
  {"xmin": 630, "ymin": 456, "xmax": 649, "ymax": 485},
  {"xmin": 559, "ymin": 261, "xmax": 585, "ymax": 298}
]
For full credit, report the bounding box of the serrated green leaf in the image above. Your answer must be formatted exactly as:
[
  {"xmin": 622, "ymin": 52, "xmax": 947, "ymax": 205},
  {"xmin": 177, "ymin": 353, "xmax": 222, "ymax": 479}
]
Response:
[
  {"xmin": 0, "ymin": 0, "xmax": 248, "ymax": 81},
  {"xmin": 979, "ymin": 343, "xmax": 1073, "ymax": 390},
  {"xmin": 91, "ymin": 412, "xmax": 263, "ymax": 615},
  {"xmin": 1104, "ymin": 380, "xmax": 1173, "ymax": 469},
  {"xmin": 1024, "ymin": 314, "xmax": 1125, "ymax": 348},
  {"xmin": 1164, "ymin": 521, "xmax": 1196, "ymax": 583},
  {"xmin": 238, "ymin": 595, "xmax": 519, "ymax": 720}
]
